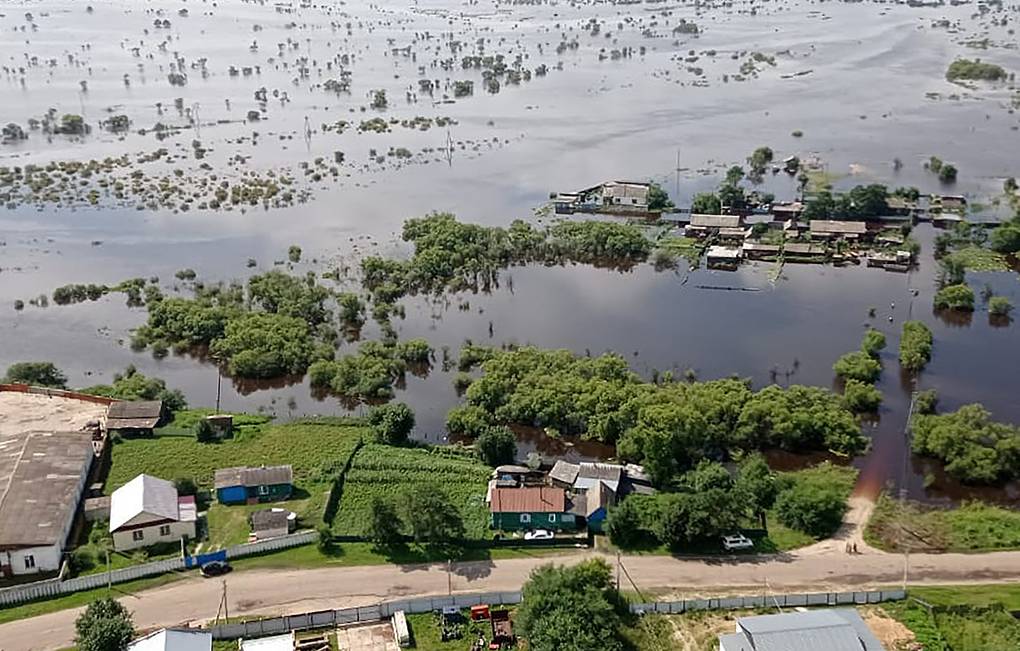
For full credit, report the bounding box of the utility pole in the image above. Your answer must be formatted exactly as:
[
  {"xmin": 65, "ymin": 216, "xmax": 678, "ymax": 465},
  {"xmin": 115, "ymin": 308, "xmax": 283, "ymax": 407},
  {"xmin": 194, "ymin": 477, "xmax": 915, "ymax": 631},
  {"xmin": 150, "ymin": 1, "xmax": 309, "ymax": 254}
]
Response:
[
  {"xmin": 674, "ymin": 149, "xmax": 681, "ymax": 204},
  {"xmin": 616, "ymin": 551, "xmax": 621, "ymax": 591},
  {"xmin": 106, "ymin": 549, "xmax": 112, "ymax": 595},
  {"xmin": 215, "ymin": 359, "xmax": 222, "ymax": 414},
  {"xmin": 446, "ymin": 559, "xmax": 452, "ymax": 595},
  {"xmin": 900, "ymin": 390, "xmax": 918, "ymax": 591}
]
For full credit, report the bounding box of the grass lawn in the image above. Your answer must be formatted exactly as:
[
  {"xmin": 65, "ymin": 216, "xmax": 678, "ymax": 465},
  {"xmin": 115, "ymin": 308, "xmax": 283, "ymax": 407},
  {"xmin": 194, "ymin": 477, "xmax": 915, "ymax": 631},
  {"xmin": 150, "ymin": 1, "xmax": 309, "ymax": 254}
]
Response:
[
  {"xmin": 865, "ymin": 494, "xmax": 1020, "ymax": 553},
  {"xmin": 909, "ymin": 584, "xmax": 1020, "ymax": 611},
  {"xmin": 885, "ymin": 587, "xmax": 1020, "ymax": 651},
  {"xmin": 946, "ymin": 245, "xmax": 1010, "ymax": 272},
  {"xmin": 656, "ymin": 236, "xmax": 703, "ymax": 261},
  {"xmin": 106, "ymin": 415, "xmax": 368, "ymax": 548},
  {"xmin": 406, "ymin": 610, "xmax": 507, "ymax": 650},
  {"xmin": 333, "ymin": 444, "xmax": 491, "ymax": 539}
]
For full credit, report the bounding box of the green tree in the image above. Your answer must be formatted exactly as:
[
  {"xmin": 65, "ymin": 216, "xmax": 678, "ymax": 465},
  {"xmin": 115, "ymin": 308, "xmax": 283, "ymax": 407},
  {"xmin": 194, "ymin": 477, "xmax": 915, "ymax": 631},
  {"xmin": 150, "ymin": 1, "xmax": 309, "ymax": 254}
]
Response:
[
  {"xmin": 368, "ymin": 403, "xmax": 415, "ymax": 445},
  {"xmin": 3, "ymin": 361, "xmax": 67, "ymax": 388},
  {"xmin": 842, "ymin": 379, "xmax": 883, "ymax": 413},
  {"xmin": 802, "ymin": 190, "xmax": 835, "ymax": 221},
  {"xmin": 899, "ymin": 321, "xmax": 933, "ymax": 372},
  {"xmin": 989, "ymin": 224, "xmax": 1020, "ymax": 254},
  {"xmin": 914, "ymin": 389, "xmax": 939, "ymax": 415},
  {"xmin": 833, "ymin": 351, "xmax": 882, "ymax": 383},
  {"xmin": 690, "ymin": 192, "xmax": 721, "ymax": 215},
  {"xmin": 476, "ymin": 426, "xmax": 517, "ymax": 467},
  {"xmin": 367, "ymin": 497, "xmax": 404, "ymax": 548},
  {"xmin": 516, "ymin": 560, "xmax": 623, "ymax": 651},
  {"xmin": 445, "ymin": 404, "xmax": 493, "ymax": 437},
  {"xmin": 210, "ymin": 312, "xmax": 314, "ymax": 378},
  {"xmin": 287, "ymin": 245, "xmax": 302, "ymax": 263},
  {"xmin": 402, "ymin": 490, "xmax": 465, "ymax": 543},
  {"xmin": 747, "ymin": 146, "xmax": 774, "ymax": 177},
  {"xmin": 912, "ymin": 404, "xmax": 1020, "ymax": 484},
  {"xmin": 934, "ymin": 284, "xmax": 975, "ymax": 310},
  {"xmin": 775, "ymin": 482, "xmax": 846, "ymax": 538},
  {"xmin": 646, "ymin": 182, "xmax": 674, "ymax": 211},
  {"xmin": 194, "ymin": 418, "xmax": 216, "ymax": 443},
  {"xmin": 173, "ymin": 477, "xmax": 198, "ymax": 496},
  {"xmin": 860, "ymin": 329, "xmax": 886, "ymax": 358},
  {"xmin": 75, "ymin": 598, "xmax": 134, "ymax": 651},
  {"xmin": 735, "ymin": 454, "xmax": 778, "ymax": 529},
  {"xmin": 81, "ymin": 366, "xmax": 186, "ymax": 412},
  {"xmin": 605, "ymin": 497, "xmax": 649, "ymax": 549}
]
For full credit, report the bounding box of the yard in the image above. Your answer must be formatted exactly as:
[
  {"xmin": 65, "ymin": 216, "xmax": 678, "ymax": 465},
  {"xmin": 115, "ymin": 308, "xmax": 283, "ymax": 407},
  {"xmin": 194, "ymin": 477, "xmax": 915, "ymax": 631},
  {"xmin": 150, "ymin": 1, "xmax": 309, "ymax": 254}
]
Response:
[
  {"xmin": 332, "ymin": 444, "xmax": 491, "ymax": 539},
  {"xmin": 105, "ymin": 413, "xmax": 369, "ymax": 547}
]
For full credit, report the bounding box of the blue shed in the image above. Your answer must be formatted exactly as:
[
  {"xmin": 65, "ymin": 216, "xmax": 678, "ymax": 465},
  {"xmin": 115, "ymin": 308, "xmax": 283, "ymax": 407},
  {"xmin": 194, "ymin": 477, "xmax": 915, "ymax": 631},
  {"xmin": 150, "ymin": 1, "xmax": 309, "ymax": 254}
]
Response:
[{"xmin": 214, "ymin": 465, "xmax": 293, "ymax": 505}]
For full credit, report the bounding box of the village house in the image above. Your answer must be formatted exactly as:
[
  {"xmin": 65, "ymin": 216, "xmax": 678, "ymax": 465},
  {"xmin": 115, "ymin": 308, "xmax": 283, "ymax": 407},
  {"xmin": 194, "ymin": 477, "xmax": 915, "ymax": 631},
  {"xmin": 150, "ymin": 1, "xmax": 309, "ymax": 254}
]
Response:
[
  {"xmin": 571, "ymin": 481, "xmax": 616, "ymax": 533},
  {"xmin": 783, "ymin": 241, "xmax": 827, "ymax": 260},
  {"xmin": 770, "ymin": 201, "xmax": 803, "ymax": 221},
  {"xmin": 599, "ymin": 181, "xmax": 650, "ymax": 211},
  {"xmin": 547, "ymin": 461, "xmax": 654, "ymax": 531},
  {"xmin": 707, "ymin": 245, "xmax": 743, "ymax": 269},
  {"xmin": 741, "ymin": 242, "xmax": 781, "ymax": 260},
  {"xmin": 214, "ymin": 464, "xmax": 293, "ymax": 505},
  {"xmin": 109, "ymin": 474, "xmax": 197, "ymax": 551},
  {"xmin": 489, "ymin": 486, "xmax": 576, "ymax": 532},
  {"xmin": 808, "ymin": 220, "xmax": 870, "ymax": 241},
  {"xmin": 684, "ymin": 214, "xmax": 744, "ymax": 238},
  {"xmin": 105, "ymin": 400, "xmax": 165, "ymax": 437},
  {"xmin": 0, "ymin": 430, "xmax": 94, "ymax": 576}
]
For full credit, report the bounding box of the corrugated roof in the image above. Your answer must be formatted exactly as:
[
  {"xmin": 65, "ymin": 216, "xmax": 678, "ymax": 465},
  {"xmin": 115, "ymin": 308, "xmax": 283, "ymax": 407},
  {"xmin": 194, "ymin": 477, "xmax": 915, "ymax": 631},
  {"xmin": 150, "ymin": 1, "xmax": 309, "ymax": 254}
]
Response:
[
  {"xmin": 691, "ymin": 214, "xmax": 742, "ymax": 229},
  {"xmin": 548, "ymin": 460, "xmax": 579, "ymax": 485},
  {"xmin": 110, "ymin": 474, "xmax": 180, "ymax": 532},
  {"xmin": 0, "ymin": 431, "xmax": 93, "ymax": 547},
  {"xmin": 107, "ymin": 401, "xmax": 163, "ymax": 420},
  {"xmin": 251, "ymin": 509, "xmax": 290, "ymax": 531},
  {"xmin": 809, "ymin": 220, "xmax": 867, "ymax": 234},
  {"xmin": 490, "ymin": 487, "xmax": 565, "ymax": 513},
  {"xmin": 726, "ymin": 609, "xmax": 886, "ymax": 651},
  {"xmin": 214, "ymin": 465, "xmax": 293, "ymax": 489}
]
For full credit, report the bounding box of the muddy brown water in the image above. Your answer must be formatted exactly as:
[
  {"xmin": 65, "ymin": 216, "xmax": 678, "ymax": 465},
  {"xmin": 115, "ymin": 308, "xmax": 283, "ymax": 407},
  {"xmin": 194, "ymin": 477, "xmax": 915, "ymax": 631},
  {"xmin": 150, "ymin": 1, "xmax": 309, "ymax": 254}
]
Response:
[{"xmin": 2, "ymin": 0, "xmax": 1020, "ymax": 503}]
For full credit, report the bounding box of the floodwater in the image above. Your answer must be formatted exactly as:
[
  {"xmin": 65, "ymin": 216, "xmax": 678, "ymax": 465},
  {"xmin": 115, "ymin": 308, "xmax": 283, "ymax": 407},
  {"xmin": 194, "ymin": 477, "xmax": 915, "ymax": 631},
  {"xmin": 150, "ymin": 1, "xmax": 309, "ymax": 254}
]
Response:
[{"xmin": 2, "ymin": 0, "xmax": 1020, "ymax": 501}]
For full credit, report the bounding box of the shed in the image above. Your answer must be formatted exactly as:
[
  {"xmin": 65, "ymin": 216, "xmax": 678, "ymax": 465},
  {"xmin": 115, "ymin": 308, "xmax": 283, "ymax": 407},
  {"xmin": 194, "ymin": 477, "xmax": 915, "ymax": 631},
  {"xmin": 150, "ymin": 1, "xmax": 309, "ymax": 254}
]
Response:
[
  {"xmin": 706, "ymin": 246, "xmax": 743, "ymax": 268},
  {"xmin": 105, "ymin": 401, "xmax": 164, "ymax": 435},
  {"xmin": 214, "ymin": 465, "xmax": 293, "ymax": 505},
  {"xmin": 583, "ymin": 481, "xmax": 616, "ymax": 533},
  {"xmin": 250, "ymin": 509, "xmax": 293, "ymax": 540},
  {"xmin": 771, "ymin": 202, "xmax": 803, "ymax": 220},
  {"xmin": 127, "ymin": 629, "xmax": 211, "ymax": 651}
]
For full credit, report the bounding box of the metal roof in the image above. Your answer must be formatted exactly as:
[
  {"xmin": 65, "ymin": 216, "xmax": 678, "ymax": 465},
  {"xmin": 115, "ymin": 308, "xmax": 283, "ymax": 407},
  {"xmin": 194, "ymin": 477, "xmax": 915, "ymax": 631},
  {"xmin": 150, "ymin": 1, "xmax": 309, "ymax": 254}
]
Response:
[
  {"xmin": 809, "ymin": 220, "xmax": 868, "ymax": 235},
  {"xmin": 251, "ymin": 509, "xmax": 290, "ymax": 531},
  {"xmin": 490, "ymin": 486, "xmax": 566, "ymax": 513},
  {"xmin": 548, "ymin": 460, "xmax": 579, "ymax": 485},
  {"xmin": 690, "ymin": 214, "xmax": 742, "ymax": 229},
  {"xmin": 127, "ymin": 629, "xmax": 211, "ymax": 651},
  {"xmin": 0, "ymin": 431, "xmax": 93, "ymax": 547},
  {"xmin": 721, "ymin": 609, "xmax": 886, "ymax": 651},
  {"xmin": 110, "ymin": 474, "xmax": 181, "ymax": 532},
  {"xmin": 214, "ymin": 464, "xmax": 293, "ymax": 489}
]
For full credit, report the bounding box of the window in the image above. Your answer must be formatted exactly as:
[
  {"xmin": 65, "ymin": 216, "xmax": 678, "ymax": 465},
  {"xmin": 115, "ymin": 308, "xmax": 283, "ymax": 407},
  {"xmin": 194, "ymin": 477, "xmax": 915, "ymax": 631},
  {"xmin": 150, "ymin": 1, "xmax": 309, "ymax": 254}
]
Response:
[
  {"xmin": 159, "ymin": 525, "xmax": 171, "ymax": 536},
  {"xmin": 519, "ymin": 513, "xmax": 531, "ymax": 523},
  {"xmin": 258, "ymin": 485, "xmax": 270, "ymax": 496},
  {"xmin": 23, "ymin": 555, "xmax": 35, "ymax": 569},
  {"xmin": 548, "ymin": 514, "xmax": 557, "ymax": 523},
  {"xmin": 132, "ymin": 530, "xmax": 144, "ymax": 542}
]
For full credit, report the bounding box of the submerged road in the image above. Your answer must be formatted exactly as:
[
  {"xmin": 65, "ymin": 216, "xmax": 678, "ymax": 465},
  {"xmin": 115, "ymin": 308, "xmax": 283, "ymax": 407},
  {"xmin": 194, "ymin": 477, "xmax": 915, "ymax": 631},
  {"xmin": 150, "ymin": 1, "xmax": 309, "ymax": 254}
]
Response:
[{"xmin": 3, "ymin": 543, "xmax": 1020, "ymax": 651}]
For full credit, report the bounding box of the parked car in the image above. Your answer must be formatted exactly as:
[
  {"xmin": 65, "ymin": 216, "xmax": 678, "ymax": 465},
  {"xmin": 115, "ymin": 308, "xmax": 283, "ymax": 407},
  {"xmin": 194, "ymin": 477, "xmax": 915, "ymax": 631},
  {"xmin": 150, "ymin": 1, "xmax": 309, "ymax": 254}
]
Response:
[
  {"xmin": 200, "ymin": 560, "xmax": 232, "ymax": 577},
  {"xmin": 722, "ymin": 534, "xmax": 754, "ymax": 551},
  {"xmin": 524, "ymin": 529, "xmax": 554, "ymax": 541}
]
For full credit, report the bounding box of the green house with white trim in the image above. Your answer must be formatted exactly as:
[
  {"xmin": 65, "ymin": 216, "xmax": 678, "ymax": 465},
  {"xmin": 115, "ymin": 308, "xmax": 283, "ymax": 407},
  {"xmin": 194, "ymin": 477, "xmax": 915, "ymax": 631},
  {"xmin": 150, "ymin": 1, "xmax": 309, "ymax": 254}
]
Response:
[{"xmin": 489, "ymin": 486, "xmax": 575, "ymax": 531}]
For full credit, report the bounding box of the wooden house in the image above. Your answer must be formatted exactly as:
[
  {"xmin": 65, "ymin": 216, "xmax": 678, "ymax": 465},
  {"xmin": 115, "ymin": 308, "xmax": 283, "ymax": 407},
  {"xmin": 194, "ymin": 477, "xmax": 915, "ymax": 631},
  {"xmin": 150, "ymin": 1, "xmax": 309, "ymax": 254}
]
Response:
[
  {"xmin": 489, "ymin": 486, "xmax": 575, "ymax": 531},
  {"xmin": 215, "ymin": 465, "xmax": 293, "ymax": 505}
]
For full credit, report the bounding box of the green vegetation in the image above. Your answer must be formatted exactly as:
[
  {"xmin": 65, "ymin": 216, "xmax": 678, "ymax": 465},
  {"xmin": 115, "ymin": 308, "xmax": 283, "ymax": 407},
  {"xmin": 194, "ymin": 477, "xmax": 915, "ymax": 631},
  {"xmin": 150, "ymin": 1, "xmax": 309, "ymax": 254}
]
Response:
[
  {"xmin": 989, "ymin": 296, "xmax": 1013, "ymax": 317},
  {"xmin": 211, "ymin": 312, "xmax": 315, "ymax": 377},
  {"xmin": 367, "ymin": 402, "xmax": 415, "ymax": 445},
  {"xmin": 886, "ymin": 597, "xmax": 1020, "ymax": 651},
  {"xmin": 899, "ymin": 321, "xmax": 933, "ymax": 372},
  {"xmin": 308, "ymin": 339, "xmax": 433, "ymax": 400},
  {"xmin": 456, "ymin": 346, "xmax": 864, "ymax": 486},
  {"xmin": 842, "ymin": 379, "xmax": 882, "ymax": 413},
  {"xmin": 75, "ymin": 598, "xmax": 134, "ymax": 651},
  {"xmin": 833, "ymin": 351, "xmax": 881, "ymax": 383},
  {"xmin": 989, "ymin": 221, "xmax": 1020, "ymax": 254},
  {"xmin": 690, "ymin": 192, "xmax": 721, "ymax": 214},
  {"xmin": 332, "ymin": 444, "xmax": 490, "ymax": 539},
  {"xmin": 774, "ymin": 465, "xmax": 852, "ymax": 538},
  {"xmin": 517, "ymin": 559, "xmax": 626, "ymax": 651},
  {"xmin": 646, "ymin": 182, "xmax": 674, "ymax": 211},
  {"xmin": 655, "ymin": 235, "xmax": 703, "ymax": 261},
  {"xmin": 801, "ymin": 184, "xmax": 889, "ymax": 221},
  {"xmin": 934, "ymin": 283, "xmax": 975, "ymax": 310},
  {"xmin": 912, "ymin": 403, "xmax": 1020, "ymax": 485},
  {"xmin": 945, "ymin": 245, "xmax": 1010, "ymax": 272},
  {"xmin": 82, "ymin": 366, "xmax": 186, "ymax": 412},
  {"xmin": 476, "ymin": 425, "xmax": 517, "ymax": 466},
  {"xmin": 3, "ymin": 361, "xmax": 67, "ymax": 388},
  {"xmin": 946, "ymin": 58, "xmax": 1008, "ymax": 82},
  {"xmin": 867, "ymin": 494, "xmax": 1020, "ymax": 552},
  {"xmin": 860, "ymin": 329, "xmax": 886, "ymax": 358}
]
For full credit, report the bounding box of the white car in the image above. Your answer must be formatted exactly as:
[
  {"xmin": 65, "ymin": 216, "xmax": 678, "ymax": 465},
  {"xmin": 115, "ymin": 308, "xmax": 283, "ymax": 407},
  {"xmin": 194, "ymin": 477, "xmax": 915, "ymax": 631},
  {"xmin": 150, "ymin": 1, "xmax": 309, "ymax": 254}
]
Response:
[
  {"xmin": 524, "ymin": 529, "xmax": 554, "ymax": 541},
  {"xmin": 722, "ymin": 534, "xmax": 754, "ymax": 551}
]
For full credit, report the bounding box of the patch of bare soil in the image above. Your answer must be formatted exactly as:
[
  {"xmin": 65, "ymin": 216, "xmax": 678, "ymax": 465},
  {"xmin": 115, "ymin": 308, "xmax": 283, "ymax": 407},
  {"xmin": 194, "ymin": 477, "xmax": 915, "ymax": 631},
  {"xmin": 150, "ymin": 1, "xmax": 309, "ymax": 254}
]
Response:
[{"xmin": 861, "ymin": 606, "xmax": 919, "ymax": 651}]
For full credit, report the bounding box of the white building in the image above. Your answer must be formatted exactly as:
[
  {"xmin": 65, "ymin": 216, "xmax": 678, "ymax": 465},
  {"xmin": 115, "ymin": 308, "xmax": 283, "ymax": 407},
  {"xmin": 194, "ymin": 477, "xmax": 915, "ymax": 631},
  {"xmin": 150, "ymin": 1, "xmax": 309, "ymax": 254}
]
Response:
[
  {"xmin": 127, "ymin": 629, "xmax": 211, "ymax": 651},
  {"xmin": 718, "ymin": 609, "xmax": 885, "ymax": 651},
  {"xmin": 0, "ymin": 431, "xmax": 94, "ymax": 577},
  {"xmin": 110, "ymin": 474, "xmax": 197, "ymax": 551}
]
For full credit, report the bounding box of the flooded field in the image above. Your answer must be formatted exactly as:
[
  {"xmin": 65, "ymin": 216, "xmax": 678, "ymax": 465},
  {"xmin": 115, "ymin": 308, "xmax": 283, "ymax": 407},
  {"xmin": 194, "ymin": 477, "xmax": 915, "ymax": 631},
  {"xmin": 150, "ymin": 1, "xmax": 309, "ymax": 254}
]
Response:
[{"xmin": 2, "ymin": 0, "xmax": 1020, "ymax": 501}]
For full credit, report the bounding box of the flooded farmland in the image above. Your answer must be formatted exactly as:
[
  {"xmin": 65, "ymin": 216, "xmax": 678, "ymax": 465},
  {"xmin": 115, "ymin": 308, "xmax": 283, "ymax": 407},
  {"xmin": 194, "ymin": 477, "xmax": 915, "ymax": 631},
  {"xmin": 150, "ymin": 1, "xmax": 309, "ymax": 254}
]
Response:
[{"xmin": 2, "ymin": 0, "xmax": 1020, "ymax": 502}]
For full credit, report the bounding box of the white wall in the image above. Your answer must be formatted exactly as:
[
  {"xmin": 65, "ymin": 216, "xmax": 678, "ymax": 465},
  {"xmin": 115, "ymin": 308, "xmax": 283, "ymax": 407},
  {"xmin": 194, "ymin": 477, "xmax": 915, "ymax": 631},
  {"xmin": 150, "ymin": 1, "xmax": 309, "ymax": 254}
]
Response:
[
  {"xmin": 4, "ymin": 543, "xmax": 62, "ymax": 575},
  {"xmin": 113, "ymin": 521, "xmax": 195, "ymax": 552}
]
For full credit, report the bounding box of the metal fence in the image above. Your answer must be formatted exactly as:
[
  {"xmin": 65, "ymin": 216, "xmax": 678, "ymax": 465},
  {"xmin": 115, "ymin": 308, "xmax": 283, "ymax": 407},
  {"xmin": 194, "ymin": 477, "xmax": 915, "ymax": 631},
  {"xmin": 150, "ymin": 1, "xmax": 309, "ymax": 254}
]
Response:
[
  {"xmin": 0, "ymin": 531, "xmax": 316, "ymax": 607},
  {"xmin": 208, "ymin": 588, "xmax": 907, "ymax": 641}
]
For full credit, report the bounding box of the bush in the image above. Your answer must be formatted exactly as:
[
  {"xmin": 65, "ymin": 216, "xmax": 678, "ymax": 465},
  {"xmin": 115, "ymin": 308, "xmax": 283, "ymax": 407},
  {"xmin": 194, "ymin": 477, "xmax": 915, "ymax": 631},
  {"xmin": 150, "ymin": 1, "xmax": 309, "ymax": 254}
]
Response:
[
  {"xmin": 476, "ymin": 426, "xmax": 517, "ymax": 467},
  {"xmin": 368, "ymin": 403, "xmax": 415, "ymax": 445},
  {"xmin": 945, "ymin": 58, "xmax": 1007, "ymax": 82},
  {"xmin": 75, "ymin": 598, "xmax": 134, "ymax": 651},
  {"xmin": 934, "ymin": 283, "xmax": 975, "ymax": 310},
  {"xmin": 899, "ymin": 321, "xmax": 933, "ymax": 371},
  {"xmin": 842, "ymin": 379, "xmax": 883, "ymax": 413},
  {"xmin": 833, "ymin": 351, "xmax": 882, "ymax": 383},
  {"xmin": 3, "ymin": 361, "xmax": 67, "ymax": 388},
  {"xmin": 445, "ymin": 404, "xmax": 493, "ymax": 437},
  {"xmin": 194, "ymin": 418, "xmax": 216, "ymax": 443},
  {"xmin": 860, "ymin": 329, "xmax": 886, "ymax": 358},
  {"xmin": 775, "ymin": 482, "xmax": 847, "ymax": 538},
  {"xmin": 988, "ymin": 296, "xmax": 1013, "ymax": 317},
  {"xmin": 989, "ymin": 224, "xmax": 1020, "ymax": 254},
  {"xmin": 914, "ymin": 389, "xmax": 939, "ymax": 415},
  {"xmin": 71, "ymin": 547, "xmax": 97, "ymax": 573},
  {"xmin": 913, "ymin": 404, "xmax": 1020, "ymax": 484}
]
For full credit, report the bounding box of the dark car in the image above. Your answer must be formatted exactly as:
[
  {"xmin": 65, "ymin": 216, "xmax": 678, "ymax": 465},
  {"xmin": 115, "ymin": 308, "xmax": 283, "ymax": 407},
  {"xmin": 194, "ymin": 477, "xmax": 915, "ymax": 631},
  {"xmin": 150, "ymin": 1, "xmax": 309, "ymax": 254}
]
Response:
[{"xmin": 200, "ymin": 560, "xmax": 232, "ymax": 577}]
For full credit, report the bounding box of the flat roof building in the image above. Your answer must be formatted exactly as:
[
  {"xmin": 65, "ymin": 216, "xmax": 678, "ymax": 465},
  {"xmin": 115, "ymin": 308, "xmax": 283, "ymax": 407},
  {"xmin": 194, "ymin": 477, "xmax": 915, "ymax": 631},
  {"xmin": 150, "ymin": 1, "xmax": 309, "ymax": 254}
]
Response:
[{"xmin": 0, "ymin": 430, "xmax": 94, "ymax": 577}]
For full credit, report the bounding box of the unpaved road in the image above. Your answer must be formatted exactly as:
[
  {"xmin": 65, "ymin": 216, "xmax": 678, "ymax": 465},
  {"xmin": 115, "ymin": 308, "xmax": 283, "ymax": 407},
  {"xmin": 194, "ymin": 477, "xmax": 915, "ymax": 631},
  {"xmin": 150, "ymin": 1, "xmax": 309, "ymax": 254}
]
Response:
[{"xmin": 3, "ymin": 546, "xmax": 1020, "ymax": 650}]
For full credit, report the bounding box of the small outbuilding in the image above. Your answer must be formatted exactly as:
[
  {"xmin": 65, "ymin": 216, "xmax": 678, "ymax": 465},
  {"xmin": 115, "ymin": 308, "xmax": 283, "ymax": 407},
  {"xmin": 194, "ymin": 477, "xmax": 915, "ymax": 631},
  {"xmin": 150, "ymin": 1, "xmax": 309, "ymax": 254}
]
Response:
[
  {"xmin": 105, "ymin": 401, "xmax": 164, "ymax": 436},
  {"xmin": 127, "ymin": 629, "xmax": 211, "ymax": 651},
  {"xmin": 250, "ymin": 508, "xmax": 294, "ymax": 540},
  {"xmin": 215, "ymin": 465, "xmax": 293, "ymax": 505}
]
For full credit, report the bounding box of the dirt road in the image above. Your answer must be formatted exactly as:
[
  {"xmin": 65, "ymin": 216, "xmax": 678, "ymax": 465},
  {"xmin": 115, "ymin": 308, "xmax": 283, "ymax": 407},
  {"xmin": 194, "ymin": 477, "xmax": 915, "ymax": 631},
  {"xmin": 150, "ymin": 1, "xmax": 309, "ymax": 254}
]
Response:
[{"xmin": 3, "ymin": 545, "xmax": 1020, "ymax": 650}]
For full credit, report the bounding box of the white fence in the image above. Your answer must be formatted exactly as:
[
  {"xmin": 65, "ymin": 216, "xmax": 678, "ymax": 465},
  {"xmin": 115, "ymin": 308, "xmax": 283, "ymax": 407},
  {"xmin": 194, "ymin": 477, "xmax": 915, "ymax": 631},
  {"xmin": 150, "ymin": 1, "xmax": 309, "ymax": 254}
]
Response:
[
  {"xmin": 0, "ymin": 531, "xmax": 316, "ymax": 608},
  {"xmin": 207, "ymin": 588, "xmax": 907, "ymax": 640}
]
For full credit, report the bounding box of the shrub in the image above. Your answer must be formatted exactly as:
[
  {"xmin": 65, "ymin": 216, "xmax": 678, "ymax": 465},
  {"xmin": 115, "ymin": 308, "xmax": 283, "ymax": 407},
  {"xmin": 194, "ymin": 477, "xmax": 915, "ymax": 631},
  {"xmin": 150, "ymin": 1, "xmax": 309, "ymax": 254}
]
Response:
[
  {"xmin": 989, "ymin": 224, "xmax": 1020, "ymax": 254},
  {"xmin": 860, "ymin": 329, "xmax": 886, "ymax": 358},
  {"xmin": 945, "ymin": 58, "xmax": 1007, "ymax": 82},
  {"xmin": 445, "ymin": 404, "xmax": 493, "ymax": 437},
  {"xmin": 194, "ymin": 418, "xmax": 216, "ymax": 443},
  {"xmin": 899, "ymin": 321, "xmax": 933, "ymax": 371},
  {"xmin": 775, "ymin": 482, "xmax": 846, "ymax": 538},
  {"xmin": 914, "ymin": 389, "xmax": 939, "ymax": 415},
  {"xmin": 368, "ymin": 402, "xmax": 415, "ymax": 445},
  {"xmin": 934, "ymin": 283, "xmax": 975, "ymax": 310},
  {"xmin": 842, "ymin": 379, "xmax": 882, "ymax": 413},
  {"xmin": 173, "ymin": 477, "xmax": 198, "ymax": 496},
  {"xmin": 3, "ymin": 361, "xmax": 67, "ymax": 388},
  {"xmin": 988, "ymin": 296, "xmax": 1013, "ymax": 317},
  {"xmin": 833, "ymin": 351, "xmax": 882, "ymax": 383}
]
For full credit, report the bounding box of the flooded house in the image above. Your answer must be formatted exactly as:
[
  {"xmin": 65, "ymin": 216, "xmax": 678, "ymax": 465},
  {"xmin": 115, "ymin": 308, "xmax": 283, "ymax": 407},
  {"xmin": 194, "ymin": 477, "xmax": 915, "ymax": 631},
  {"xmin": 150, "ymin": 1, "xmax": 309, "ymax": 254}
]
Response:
[
  {"xmin": 553, "ymin": 181, "xmax": 655, "ymax": 216},
  {"xmin": 932, "ymin": 194, "xmax": 967, "ymax": 215},
  {"xmin": 706, "ymin": 245, "xmax": 743, "ymax": 269},
  {"xmin": 742, "ymin": 242, "xmax": 782, "ymax": 260},
  {"xmin": 808, "ymin": 220, "xmax": 870, "ymax": 241},
  {"xmin": 770, "ymin": 201, "xmax": 804, "ymax": 221},
  {"xmin": 685, "ymin": 213, "xmax": 745, "ymax": 238}
]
